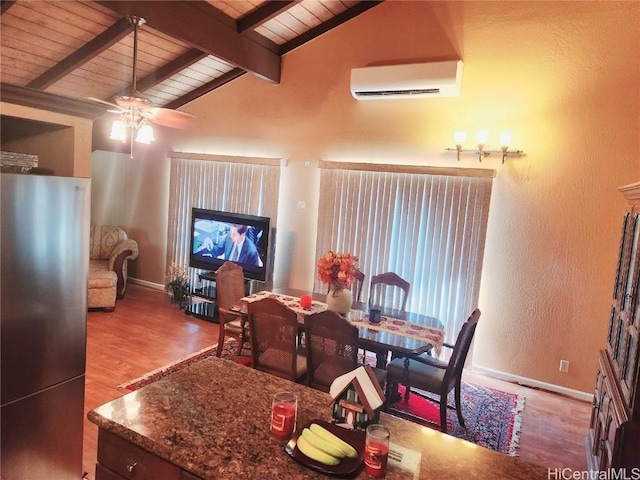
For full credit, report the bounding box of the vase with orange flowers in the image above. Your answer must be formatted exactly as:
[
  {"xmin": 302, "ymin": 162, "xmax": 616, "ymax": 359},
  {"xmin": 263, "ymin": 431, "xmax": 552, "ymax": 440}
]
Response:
[{"xmin": 317, "ymin": 251, "xmax": 359, "ymax": 314}]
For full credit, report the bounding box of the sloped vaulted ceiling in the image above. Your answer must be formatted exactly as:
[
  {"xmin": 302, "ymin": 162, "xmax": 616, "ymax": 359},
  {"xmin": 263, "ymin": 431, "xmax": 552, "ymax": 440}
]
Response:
[{"xmin": 0, "ymin": 0, "xmax": 383, "ymax": 119}]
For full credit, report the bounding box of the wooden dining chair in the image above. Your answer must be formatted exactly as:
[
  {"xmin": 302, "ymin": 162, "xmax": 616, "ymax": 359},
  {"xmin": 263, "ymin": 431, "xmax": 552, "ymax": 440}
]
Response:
[
  {"xmin": 384, "ymin": 308, "xmax": 481, "ymax": 434},
  {"xmin": 247, "ymin": 297, "xmax": 307, "ymax": 382},
  {"xmin": 369, "ymin": 272, "xmax": 410, "ymax": 311},
  {"xmin": 304, "ymin": 309, "xmax": 386, "ymax": 393},
  {"xmin": 352, "ymin": 269, "xmax": 365, "ymax": 303},
  {"xmin": 215, "ymin": 261, "xmax": 248, "ymax": 357}
]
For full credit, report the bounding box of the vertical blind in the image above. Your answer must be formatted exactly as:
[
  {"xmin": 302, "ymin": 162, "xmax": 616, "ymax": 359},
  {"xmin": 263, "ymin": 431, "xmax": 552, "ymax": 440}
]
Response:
[
  {"xmin": 167, "ymin": 154, "xmax": 281, "ymax": 287},
  {"xmin": 316, "ymin": 165, "xmax": 493, "ymax": 343}
]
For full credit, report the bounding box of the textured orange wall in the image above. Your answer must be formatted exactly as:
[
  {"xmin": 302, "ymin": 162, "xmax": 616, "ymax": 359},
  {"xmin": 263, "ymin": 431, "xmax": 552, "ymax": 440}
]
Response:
[{"xmin": 95, "ymin": 1, "xmax": 640, "ymax": 392}]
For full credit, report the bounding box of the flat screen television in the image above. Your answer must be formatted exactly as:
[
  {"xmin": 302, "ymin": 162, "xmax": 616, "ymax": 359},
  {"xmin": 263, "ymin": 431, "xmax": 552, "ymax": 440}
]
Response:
[{"xmin": 189, "ymin": 208, "xmax": 271, "ymax": 282}]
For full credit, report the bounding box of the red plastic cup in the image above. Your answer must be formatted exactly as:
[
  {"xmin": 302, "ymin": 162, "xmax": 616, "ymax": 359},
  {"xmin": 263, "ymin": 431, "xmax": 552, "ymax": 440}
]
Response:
[
  {"xmin": 300, "ymin": 295, "xmax": 312, "ymax": 309},
  {"xmin": 271, "ymin": 392, "xmax": 297, "ymax": 438},
  {"xmin": 364, "ymin": 424, "xmax": 390, "ymax": 477}
]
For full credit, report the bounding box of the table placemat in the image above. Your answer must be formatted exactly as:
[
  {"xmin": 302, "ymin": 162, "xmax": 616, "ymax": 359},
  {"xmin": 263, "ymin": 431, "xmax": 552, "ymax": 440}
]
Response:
[
  {"xmin": 242, "ymin": 291, "xmax": 444, "ymax": 353},
  {"xmin": 241, "ymin": 290, "xmax": 328, "ymax": 316},
  {"xmin": 349, "ymin": 312, "xmax": 444, "ymax": 354}
]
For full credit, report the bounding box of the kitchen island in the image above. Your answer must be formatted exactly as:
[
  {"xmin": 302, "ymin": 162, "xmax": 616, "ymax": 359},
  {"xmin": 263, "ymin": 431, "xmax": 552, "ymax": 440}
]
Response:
[{"xmin": 88, "ymin": 356, "xmax": 548, "ymax": 479}]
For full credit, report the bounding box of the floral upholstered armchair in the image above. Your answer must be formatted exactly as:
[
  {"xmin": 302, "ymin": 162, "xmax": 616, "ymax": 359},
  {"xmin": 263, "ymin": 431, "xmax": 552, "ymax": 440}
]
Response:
[{"xmin": 88, "ymin": 225, "xmax": 139, "ymax": 310}]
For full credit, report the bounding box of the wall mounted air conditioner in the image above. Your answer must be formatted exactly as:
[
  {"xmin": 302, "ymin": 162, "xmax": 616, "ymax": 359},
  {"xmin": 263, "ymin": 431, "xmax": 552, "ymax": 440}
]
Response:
[{"xmin": 350, "ymin": 60, "xmax": 463, "ymax": 100}]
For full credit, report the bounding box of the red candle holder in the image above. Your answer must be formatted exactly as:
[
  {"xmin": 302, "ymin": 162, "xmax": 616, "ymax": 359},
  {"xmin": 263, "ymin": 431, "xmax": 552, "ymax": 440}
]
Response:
[
  {"xmin": 364, "ymin": 424, "xmax": 390, "ymax": 477},
  {"xmin": 271, "ymin": 392, "xmax": 297, "ymax": 438},
  {"xmin": 300, "ymin": 295, "xmax": 312, "ymax": 309}
]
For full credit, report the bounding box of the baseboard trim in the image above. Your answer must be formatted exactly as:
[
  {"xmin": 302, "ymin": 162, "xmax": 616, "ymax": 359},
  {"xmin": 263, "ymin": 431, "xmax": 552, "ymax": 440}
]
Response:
[
  {"xmin": 470, "ymin": 365, "xmax": 593, "ymax": 402},
  {"xmin": 129, "ymin": 277, "xmax": 164, "ymax": 291}
]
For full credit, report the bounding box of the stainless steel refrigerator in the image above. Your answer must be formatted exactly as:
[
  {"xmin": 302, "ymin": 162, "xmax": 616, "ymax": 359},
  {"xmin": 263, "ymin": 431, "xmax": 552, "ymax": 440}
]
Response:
[{"xmin": 1, "ymin": 173, "xmax": 90, "ymax": 479}]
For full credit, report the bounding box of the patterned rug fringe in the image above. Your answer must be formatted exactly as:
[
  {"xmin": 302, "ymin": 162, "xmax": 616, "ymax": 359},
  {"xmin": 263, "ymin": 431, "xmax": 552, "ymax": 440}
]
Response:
[{"xmin": 509, "ymin": 392, "xmax": 526, "ymax": 456}]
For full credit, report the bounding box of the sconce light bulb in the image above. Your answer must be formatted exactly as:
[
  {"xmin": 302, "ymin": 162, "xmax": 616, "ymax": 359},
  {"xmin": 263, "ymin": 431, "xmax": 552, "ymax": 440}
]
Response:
[
  {"xmin": 499, "ymin": 131, "xmax": 512, "ymax": 149},
  {"xmin": 454, "ymin": 131, "xmax": 466, "ymax": 145},
  {"xmin": 476, "ymin": 129, "xmax": 489, "ymax": 145}
]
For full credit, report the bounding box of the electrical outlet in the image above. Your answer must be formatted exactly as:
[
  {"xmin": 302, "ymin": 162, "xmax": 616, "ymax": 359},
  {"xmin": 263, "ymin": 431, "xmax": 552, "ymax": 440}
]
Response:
[{"xmin": 559, "ymin": 360, "xmax": 570, "ymax": 373}]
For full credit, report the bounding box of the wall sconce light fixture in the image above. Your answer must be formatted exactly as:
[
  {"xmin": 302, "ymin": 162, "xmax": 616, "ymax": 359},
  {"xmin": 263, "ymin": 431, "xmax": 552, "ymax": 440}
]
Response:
[{"xmin": 446, "ymin": 130, "xmax": 524, "ymax": 163}]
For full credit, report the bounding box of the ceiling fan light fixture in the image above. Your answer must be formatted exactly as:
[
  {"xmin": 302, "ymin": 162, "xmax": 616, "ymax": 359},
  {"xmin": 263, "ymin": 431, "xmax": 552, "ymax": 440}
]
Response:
[
  {"xmin": 109, "ymin": 119, "xmax": 127, "ymax": 142},
  {"xmin": 97, "ymin": 13, "xmax": 189, "ymax": 155},
  {"xmin": 135, "ymin": 123, "xmax": 155, "ymax": 144}
]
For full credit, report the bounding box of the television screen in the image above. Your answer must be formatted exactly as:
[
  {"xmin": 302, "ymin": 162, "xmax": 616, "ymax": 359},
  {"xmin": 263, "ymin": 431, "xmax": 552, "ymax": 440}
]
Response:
[{"xmin": 189, "ymin": 208, "xmax": 271, "ymax": 282}]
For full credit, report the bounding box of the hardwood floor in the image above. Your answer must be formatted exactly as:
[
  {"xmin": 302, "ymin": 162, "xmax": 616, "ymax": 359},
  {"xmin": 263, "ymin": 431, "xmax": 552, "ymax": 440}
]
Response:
[
  {"xmin": 83, "ymin": 284, "xmax": 219, "ymax": 479},
  {"xmin": 83, "ymin": 283, "xmax": 591, "ymax": 478}
]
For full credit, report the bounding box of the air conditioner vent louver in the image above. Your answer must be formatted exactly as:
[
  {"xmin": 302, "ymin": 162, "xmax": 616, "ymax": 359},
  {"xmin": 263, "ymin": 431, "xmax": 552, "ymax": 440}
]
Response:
[
  {"xmin": 354, "ymin": 88, "xmax": 441, "ymax": 97},
  {"xmin": 350, "ymin": 60, "xmax": 463, "ymax": 100}
]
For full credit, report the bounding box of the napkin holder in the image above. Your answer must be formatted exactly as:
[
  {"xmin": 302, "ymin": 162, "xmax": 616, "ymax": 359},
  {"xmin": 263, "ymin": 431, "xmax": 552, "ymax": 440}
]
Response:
[{"xmin": 329, "ymin": 365, "xmax": 385, "ymax": 430}]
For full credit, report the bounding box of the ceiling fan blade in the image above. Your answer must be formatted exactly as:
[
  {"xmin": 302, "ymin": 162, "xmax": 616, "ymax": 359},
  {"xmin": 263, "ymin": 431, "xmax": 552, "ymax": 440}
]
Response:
[
  {"xmin": 86, "ymin": 97, "xmax": 121, "ymax": 110},
  {"xmin": 148, "ymin": 108, "xmax": 194, "ymax": 129}
]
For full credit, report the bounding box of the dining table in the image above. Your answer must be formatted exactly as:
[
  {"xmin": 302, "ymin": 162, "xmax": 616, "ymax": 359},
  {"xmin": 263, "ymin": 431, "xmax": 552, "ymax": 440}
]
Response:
[
  {"xmin": 242, "ymin": 288, "xmax": 445, "ymax": 369},
  {"xmin": 88, "ymin": 354, "xmax": 549, "ymax": 480}
]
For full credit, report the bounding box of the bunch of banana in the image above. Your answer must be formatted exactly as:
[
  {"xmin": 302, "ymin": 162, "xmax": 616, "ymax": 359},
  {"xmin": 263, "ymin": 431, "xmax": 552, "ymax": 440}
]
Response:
[{"xmin": 296, "ymin": 423, "xmax": 359, "ymax": 466}]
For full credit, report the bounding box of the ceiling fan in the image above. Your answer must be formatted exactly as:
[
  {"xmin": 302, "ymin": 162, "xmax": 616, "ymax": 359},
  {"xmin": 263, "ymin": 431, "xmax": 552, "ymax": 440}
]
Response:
[{"xmin": 89, "ymin": 16, "xmax": 194, "ymax": 147}]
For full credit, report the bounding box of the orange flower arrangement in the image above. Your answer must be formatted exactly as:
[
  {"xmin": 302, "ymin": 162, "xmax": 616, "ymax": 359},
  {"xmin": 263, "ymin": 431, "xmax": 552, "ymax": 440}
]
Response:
[{"xmin": 317, "ymin": 251, "xmax": 359, "ymax": 290}]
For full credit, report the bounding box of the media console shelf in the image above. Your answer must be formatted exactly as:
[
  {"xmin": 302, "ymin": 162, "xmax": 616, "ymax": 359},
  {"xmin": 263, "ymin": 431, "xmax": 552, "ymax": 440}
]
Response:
[
  {"xmin": 184, "ymin": 272, "xmax": 218, "ymax": 323},
  {"xmin": 184, "ymin": 271, "xmax": 259, "ymax": 322}
]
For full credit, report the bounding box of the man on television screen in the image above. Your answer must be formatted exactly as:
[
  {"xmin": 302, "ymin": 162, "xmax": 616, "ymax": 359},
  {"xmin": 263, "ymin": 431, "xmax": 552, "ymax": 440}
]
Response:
[{"xmin": 200, "ymin": 224, "xmax": 261, "ymax": 267}]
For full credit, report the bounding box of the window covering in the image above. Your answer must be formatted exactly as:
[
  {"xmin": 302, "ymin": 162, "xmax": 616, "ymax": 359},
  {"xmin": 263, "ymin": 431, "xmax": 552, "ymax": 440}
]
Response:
[
  {"xmin": 167, "ymin": 154, "xmax": 281, "ymax": 287},
  {"xmin": 316, "ymin": 163, "xmax": 493, "ymax": 344}
]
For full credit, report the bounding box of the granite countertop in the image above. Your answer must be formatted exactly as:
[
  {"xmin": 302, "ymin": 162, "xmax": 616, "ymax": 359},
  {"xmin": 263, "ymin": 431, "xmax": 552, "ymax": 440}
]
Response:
[{"xmin": 88, "ymin": 357, "xmax": 548, "ymax": 480}]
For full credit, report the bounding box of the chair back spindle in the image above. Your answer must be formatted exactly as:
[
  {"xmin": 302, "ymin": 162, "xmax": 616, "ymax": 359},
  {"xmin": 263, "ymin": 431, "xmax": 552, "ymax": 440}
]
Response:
[{"xmin": 352, "ymin": 269, "xmax": 365, "ymax": 303}]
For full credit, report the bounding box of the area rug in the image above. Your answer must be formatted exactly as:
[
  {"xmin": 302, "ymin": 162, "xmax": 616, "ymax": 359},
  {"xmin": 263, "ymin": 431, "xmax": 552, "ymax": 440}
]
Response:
[
  {"xmin": 387, "ymin": 383, "xmax": 524, "ymax": 455},
  {"xmin": 118, "ymin": 339, "xmax": 524, "ymax": 456}
]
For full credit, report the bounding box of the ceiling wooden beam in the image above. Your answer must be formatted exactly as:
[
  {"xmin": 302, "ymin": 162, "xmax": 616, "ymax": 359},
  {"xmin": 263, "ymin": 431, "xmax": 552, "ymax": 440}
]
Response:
[
  {"xmin": 1, "ymin": 83, "xmax": 106, "ymax": 119},
  {"xmin": 236, "ymin": 1, "xmax": 295, "ymax": 53},
  {"xmin": 96, "ymin": 1, "xmax": 281, "ymax": 83},
  {"xmin": 27, "ymin": 17, "xmax": 132, "ymax": 90},
  {"xmin": 237, "ymin": 0, "xmax": 300, "ymax": 33},
  {"xmin": 163, "ymin": 68, "xmax": 246, "ymax": 109},
  {"xmin": 1, "ymin": 1, "xmax": 16, "ymax": 15},
  {"xmin": 133, "ymin": 49, "xmax": 209, "ymax": 94},
  {"xmin": 281, "ymin": 0, "xmax": 385, "ymax": 55}
]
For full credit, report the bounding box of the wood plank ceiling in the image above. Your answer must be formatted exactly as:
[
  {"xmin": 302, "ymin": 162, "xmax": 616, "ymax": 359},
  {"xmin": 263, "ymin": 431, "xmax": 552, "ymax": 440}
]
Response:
[{"xmin": 0, "ymin": 0, "xmax": 383, "ymax": 118}]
